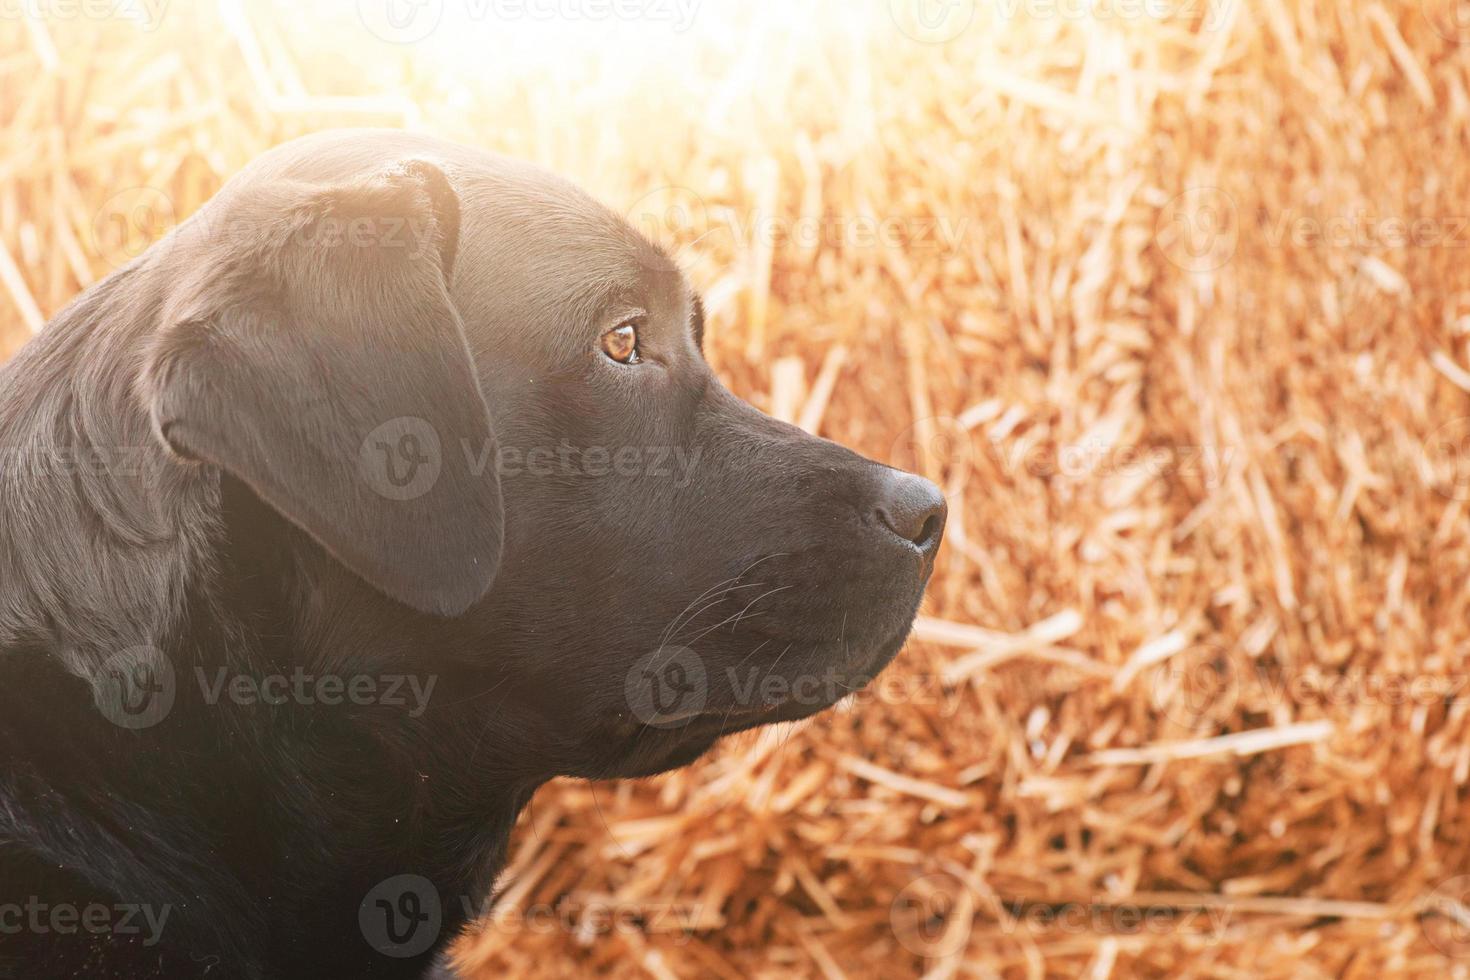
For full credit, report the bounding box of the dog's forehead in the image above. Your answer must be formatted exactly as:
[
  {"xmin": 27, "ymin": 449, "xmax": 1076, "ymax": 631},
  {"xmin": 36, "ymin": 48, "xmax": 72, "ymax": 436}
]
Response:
[
  {"xmin": 456, "ymin": 162, "xmax": 679, "ymax": 298},
  {"xmin": 450, "ymin": 160, "xmax": 691, "ymax": 349}
]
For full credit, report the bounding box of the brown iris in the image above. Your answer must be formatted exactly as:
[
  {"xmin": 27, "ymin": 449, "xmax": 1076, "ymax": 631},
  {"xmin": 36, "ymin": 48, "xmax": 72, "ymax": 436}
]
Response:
[{"xmin": 601, "ymin": 323, "xmax": 640, "ymax": 364}]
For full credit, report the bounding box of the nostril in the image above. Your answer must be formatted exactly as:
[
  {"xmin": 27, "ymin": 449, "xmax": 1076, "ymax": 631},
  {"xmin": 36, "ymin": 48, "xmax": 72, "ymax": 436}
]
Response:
[
  {"xmin": 914, "ymin": 513, "xmax": 943, "ymax": 550},
  {"xmin": 873, "ymin": 474, "xmax": 947, "ymax": 554}
]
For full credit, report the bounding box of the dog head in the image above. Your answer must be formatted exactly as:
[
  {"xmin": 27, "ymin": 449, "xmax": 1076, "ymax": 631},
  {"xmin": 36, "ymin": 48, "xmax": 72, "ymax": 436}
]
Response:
[{"xmin": 141, "ymin": 131, "xmax": 946, "ymax": 779}]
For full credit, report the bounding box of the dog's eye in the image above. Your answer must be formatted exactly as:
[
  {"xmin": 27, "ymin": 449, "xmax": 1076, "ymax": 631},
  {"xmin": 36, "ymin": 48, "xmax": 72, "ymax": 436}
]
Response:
[{"xmin": 601, "ymin": 323, "xmax": 640, "ymax": 364}]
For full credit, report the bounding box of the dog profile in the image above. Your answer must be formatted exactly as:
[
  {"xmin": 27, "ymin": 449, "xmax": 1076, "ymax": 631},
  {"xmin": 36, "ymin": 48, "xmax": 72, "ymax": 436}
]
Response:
[{"xmin": 0, "ymin": 130, "xmax": 945, "ymax": 978}]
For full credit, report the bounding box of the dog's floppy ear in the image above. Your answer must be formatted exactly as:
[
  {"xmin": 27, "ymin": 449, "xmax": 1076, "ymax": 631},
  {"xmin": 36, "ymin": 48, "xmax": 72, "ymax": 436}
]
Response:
[{"xmin": 144, "ymin": 160, "xmax": 501, "ymax": 617}]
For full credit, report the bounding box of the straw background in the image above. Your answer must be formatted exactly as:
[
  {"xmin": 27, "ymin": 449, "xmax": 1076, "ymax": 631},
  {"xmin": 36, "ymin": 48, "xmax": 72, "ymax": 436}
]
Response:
[{"xmin": 5, "ymin": 0, "xmax": 1470, "ymax": 975}]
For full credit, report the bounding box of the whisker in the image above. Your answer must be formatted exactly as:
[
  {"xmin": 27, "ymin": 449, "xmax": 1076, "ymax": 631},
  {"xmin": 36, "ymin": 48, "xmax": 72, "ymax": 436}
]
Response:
[
  {"xmin": 730, "ymin": 584, "xmax": 793, "ymax": 633},
  {"xmin": 663, "ymin": 582, "xmax": 768, "ymax": 646}
]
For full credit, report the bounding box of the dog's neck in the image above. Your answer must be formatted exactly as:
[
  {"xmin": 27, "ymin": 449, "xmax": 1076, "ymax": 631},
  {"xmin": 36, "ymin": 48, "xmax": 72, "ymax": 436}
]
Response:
[{"xmin": 0, "ymin": 266, "xmax": 203, "ymax": 664}]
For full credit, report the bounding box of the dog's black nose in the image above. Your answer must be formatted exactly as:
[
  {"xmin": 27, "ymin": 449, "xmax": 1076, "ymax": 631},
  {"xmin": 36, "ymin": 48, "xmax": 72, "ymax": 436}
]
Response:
[{"xmin": 874, "ymin": 471, "xmax": 947, "ymax": 558}]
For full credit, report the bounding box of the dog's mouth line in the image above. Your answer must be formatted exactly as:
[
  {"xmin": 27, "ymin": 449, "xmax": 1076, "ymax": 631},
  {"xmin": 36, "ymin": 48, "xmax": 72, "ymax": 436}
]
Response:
[
  {"xmin": 636, "ymin": 700, "xmax": 824, "ymax": 741},
  {"xmin": 623, "ymin": 618, "xmax": 920, "ymax": 742},
  {"xmin": 635, "ymin": 672, "xmax": 875, "ymax": 737}
]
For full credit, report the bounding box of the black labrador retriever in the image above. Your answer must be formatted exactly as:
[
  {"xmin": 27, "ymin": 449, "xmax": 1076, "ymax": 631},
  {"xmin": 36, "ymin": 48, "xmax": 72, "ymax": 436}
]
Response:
[{"xmin": 0, "ymin": 130, "xmax": 945, "ymax": 978}]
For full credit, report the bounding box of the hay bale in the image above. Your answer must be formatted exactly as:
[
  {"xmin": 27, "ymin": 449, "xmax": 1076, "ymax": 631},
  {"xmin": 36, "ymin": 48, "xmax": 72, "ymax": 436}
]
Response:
[{"xmin": 4, "ymin": 1, "xmax": 1470, "ymax": 974}]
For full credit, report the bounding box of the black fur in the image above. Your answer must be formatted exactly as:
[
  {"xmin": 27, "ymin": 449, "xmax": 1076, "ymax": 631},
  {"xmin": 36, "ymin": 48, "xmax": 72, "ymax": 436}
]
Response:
[{"xmin": 0, "ymin": 130, "xmax": 946, "ymax": 978}]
